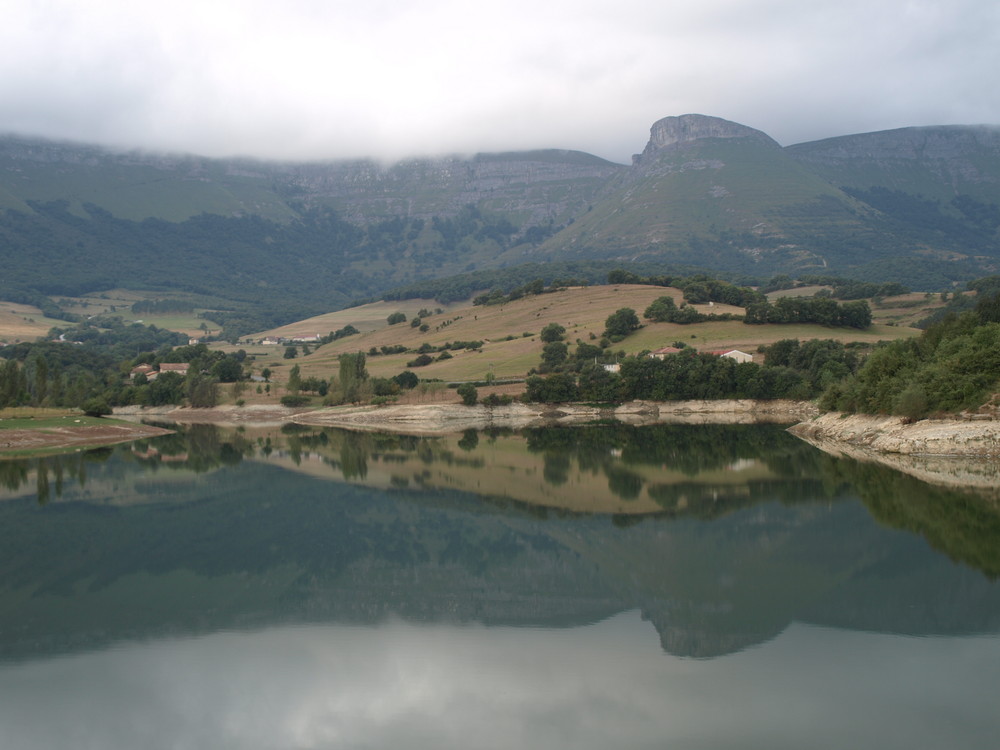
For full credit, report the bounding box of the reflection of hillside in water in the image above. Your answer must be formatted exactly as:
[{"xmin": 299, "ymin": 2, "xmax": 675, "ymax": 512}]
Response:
[
  {"xmin": 3, "ymin": 423, "xmax": 827, "ymax": 515},
  {"xmin": 1, "ymin": 423, "xmax": 1000, "ymax": 663},
  {"xmin": 3, "ymin": 423, "xmax": 1000, "ymax": 578},
  {"xmin": 256, "ymin": 423, "xmax": 834, "ymax": 517}
]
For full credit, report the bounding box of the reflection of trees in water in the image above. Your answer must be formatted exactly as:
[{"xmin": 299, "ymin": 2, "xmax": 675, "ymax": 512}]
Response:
[
  {"xmin": 0, "ymin": 448, "xmax": 112, "ymax": 504},
  {"xmin": 522, "ymin": 423, "xmax": 826, "ymax": 504},
  {"xmin": 825, "ymin": 457, "xmax": 1000, "ymax": 579},
  {"xmin": 525, "ymin": 423, "xmax": 810, "ymax": 468},
  {"xmin": 19, "ymin": 422, "xmax": 1000, "ymax": 578},
  {"xmin": 339, "ymin": 439, "xmax": 368, "ymax": 480},
  {"xmin": 605, "ymin": 466, "xmax": 643, "ymax": 500},
  {"xmin": 2, "ymin": 423, "xmax": 268, "ymax": 505},
  {"xmin": 295, "ymin": 424, "xmax": 836, "ymax": 512},
  {"xmin": 542, "ymin": 452, "xmax": 571, "ymax": 486},
  {"xmin": 130, "ymin": 423, "xmax": 255, "ymax": 473},
  {"xmin": 458, "ymin": 429, "xmax": 479, "ymax": 452},
  {"xmin": 302, "ymin": 429, "xmax": 488, "ymax": 483}
]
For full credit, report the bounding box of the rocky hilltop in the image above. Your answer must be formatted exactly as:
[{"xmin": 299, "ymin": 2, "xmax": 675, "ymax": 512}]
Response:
[
  {"xmin": 633, "ymin": 113, "xmax": 779, "ymax": 165},
  {"xmin": 3, "ymin": 112, "xmax": 1000, "ymax": 309}
]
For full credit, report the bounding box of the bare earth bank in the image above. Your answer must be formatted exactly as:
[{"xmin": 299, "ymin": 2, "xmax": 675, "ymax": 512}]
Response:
[
  {"xmin": 0, "ymin": 421, "xmax": 173, "ymax": 455},
  {"xmin": 789, "ymin": 412, "xmax": 1000, "ymax": 456}
]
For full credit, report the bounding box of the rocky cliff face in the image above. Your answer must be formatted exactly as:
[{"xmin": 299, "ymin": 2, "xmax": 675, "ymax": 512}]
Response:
[
  {"xmin": 267, "ymin": 150, "xmax": 623, "ymax": 224},
  {"xmin": 787, "ymin": 125, "xmax": 1000, "ymax": 165},
  {"xmin": 632, "ymin": 114, "xmax": 779, "ymax": 166},
  {"xmin": 0, "ymin": 134, "xmax": 623, "ymax": 225},
  {"xmin": 785, "ymin": 125, "xmax": 1000, "ymax": 199}
]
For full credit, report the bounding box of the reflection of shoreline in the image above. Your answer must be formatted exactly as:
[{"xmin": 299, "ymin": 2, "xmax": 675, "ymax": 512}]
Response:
[
  {"xmin": 116, "ymin": 400, "xmax": 818, "ymax": 434},
  {"xmin": 293, "ymin": 399, "xmax": 818, "ymax": 434},
  {"xmin": 790, "ymin": 412, "xmax": 1000, "ymax": 494},
  {"xmin": 792, "ymin": 432, "xmax": 1000, "ymax": 498},
  {"xmin": 251, "ymin": 423, "xmax": 814, "ymax": 516}
]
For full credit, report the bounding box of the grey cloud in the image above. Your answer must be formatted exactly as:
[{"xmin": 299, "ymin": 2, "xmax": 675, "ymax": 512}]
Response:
[{"xmin": 0, "ymin": 0, "xmax": 996, "ymax": 161}]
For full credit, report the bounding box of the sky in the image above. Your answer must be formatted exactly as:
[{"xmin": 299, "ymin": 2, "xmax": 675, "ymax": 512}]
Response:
[{"xmin": 1, "ymin": 0, "xmax": 998, "ymax": 164}]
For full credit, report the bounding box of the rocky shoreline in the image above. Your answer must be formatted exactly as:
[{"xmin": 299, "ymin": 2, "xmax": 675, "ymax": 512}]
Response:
[
  {"xmin": 789, "ymin": 412, "xmax": 1000, "ymax": 496},
  {"xmin": 788, "ymin": 412, "xmax": 1000, "ymax": 456},
  {"xmin": 113, "ymin": 401, "xmax": 1000, "ymax": 461}
]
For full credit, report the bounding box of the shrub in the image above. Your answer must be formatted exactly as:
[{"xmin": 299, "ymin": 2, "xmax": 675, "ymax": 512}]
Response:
[
  {"xmin": 540, "ymin": 323, "xmax": 566, "ymax": 342},
  {"xmin": 80, "ymin": 398, "xmax": 112, "ymax": 417},
  {"xmin": 407, "ymin": 353, "xmax": 434, "ymax": 367},
  {"xmin": 392, "ymin": 370, "xmax": 419, "ymax": 389},
  {"xmin": 280, "ymin": 394, "xmax": 311, "ymax": 407},
  {"xmin": 457, "ymin": 382, "xmax": 478, "ymax": 406},
  {"xmin": 482, "ymin": 393, "xmax": 513, "ymax": 407},
  {"xmin": 604, "ymin": 308, "xmax": 640, "ymax": 339}
]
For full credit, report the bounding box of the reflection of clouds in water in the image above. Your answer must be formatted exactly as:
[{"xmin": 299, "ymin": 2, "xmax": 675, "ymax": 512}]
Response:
[{"xmin": 0, "ymin": 615, "xmax": 998, "ymax": 750}]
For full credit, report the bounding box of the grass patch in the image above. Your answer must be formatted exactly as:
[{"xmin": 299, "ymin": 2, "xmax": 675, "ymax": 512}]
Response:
[
  {"xmin": 224, "ymin": 284, "xmax": 924, "ymax": 386},
  {"xmin": 0, "ymin": 413, "xmax": 116, "ymax": 431}
]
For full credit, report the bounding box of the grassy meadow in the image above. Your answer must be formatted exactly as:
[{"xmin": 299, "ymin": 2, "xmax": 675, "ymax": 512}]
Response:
[
  {"xmin": 0, "ymin": 283, "xmax": 938, "ymax": 407},
  {"xmin": 50, "ymin": 289, "xmax": 220, "ymax": 338},
  {"xmin": 246, "ymin": 284, "xmax": 926, "ymax": 391},
  {"xmin": 0, "ymin": 302, "xmax": 66, "ymax": 343}
]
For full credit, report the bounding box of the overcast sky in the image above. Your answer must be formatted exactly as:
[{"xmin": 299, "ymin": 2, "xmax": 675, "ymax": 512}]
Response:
[{"xmin": 2, "ymin": 0, "xmax": 997, "ymax": 163}]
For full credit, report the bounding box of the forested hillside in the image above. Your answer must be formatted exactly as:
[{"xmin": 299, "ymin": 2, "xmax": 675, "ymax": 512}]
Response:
[{"xmin": 2, "ymin": 114, "xmax": 1000, "ymax": 331}]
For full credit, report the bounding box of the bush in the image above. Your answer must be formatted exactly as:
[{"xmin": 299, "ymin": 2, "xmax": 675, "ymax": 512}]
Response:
[
  {"xmin": 540, "ymin": 323, "xmax": 566, "ymax": 342},
  {"xmin": 482, "ymin": 393, "xmax": 513, "ymax": 407},
  {"xmin": 604, "ymin": 308, "xmax": 640, "ymax": 339},
  {"xmin": 407, "ymin": 353, "xmax": 434, "ymax": 367},
  {"xmin": 457, "ymin": 382, "xmax": 478, "ymax": 406},
  {"xmin": 280, "ymin": 394, "xmax": 311, "ymax": 407},
  {"xmin": 392, "ymin": 370, "xmax": 419, "ymax": 389},
  {"xmin": 80, "ymin": 398, "xmax": 112, "ymax": 417}
]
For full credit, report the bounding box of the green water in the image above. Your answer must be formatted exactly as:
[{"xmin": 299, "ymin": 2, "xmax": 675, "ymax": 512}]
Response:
[{"xmin": 0, "ymin": 423, "xmax": 998, "ymax": 749}]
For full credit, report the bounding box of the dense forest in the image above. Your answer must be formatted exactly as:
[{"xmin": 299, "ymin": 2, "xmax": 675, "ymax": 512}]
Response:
[
  {"xmin": 0, "ymin": 202, "xmax": 550, "ymax": 337},
  {"xmin": 821, "ymin": 290, "xmax": 1000, "ymax": 418}
]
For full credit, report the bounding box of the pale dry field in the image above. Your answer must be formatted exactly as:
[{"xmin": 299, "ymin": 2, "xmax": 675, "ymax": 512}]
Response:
[
  {"xmin": 0, "ymin": 302, "xmax": 66, "ymax": 343},
  {"xmin": 251, "ymin": 285, "xmax": 922, "ymax": 388}
]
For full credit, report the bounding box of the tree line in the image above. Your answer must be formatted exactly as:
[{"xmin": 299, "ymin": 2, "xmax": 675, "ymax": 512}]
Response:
[{"xmin": 821, "ymin": 291, "xmax": 1000, "ymax": 419}]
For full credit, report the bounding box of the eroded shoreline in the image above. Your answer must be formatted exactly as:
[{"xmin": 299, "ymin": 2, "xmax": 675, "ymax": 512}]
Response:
[{"xmin": 788, "ymin": 412, "xmax": 1000, "ymax": 456}]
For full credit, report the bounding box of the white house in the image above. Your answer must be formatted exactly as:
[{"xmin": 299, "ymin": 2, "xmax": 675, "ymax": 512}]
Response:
[{"xmin": 706, "ymin": 349, "xmax": 753, "ymax": 364}]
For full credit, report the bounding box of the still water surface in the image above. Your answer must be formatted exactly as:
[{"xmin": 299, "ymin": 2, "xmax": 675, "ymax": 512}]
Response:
[{"xmin": 1, "ymin": 423, "xmax": 999, "ymax": 749}]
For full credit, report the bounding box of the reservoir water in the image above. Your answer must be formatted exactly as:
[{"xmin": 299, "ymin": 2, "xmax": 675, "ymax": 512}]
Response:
[{"xmin": 1, "ymin": 423, "xmax": 998, "ymax": 749}]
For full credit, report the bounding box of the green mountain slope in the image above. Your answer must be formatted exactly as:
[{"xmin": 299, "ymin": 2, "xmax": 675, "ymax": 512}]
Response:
[
  {"xmin": 786, "ymin": 125, "xmax": 1000, "ymax": 204},
  {"xmin": 543, "ymin": 115, "xmax": 879, "ymax": 272},
  {"xmin": 2, "ymin": 115, "xmax": 1000, "ymax": 326}
]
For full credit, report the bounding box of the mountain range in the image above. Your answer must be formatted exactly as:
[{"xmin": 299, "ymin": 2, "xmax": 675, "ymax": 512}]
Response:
[{"xmin": 2, "ymin": 114, "xmax": 999, "ymax": 326}]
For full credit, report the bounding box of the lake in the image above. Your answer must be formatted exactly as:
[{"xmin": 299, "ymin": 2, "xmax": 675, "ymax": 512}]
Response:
[{"xmin": 1, "ymin": 422, "xmax": 999, "ymax": 749}]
